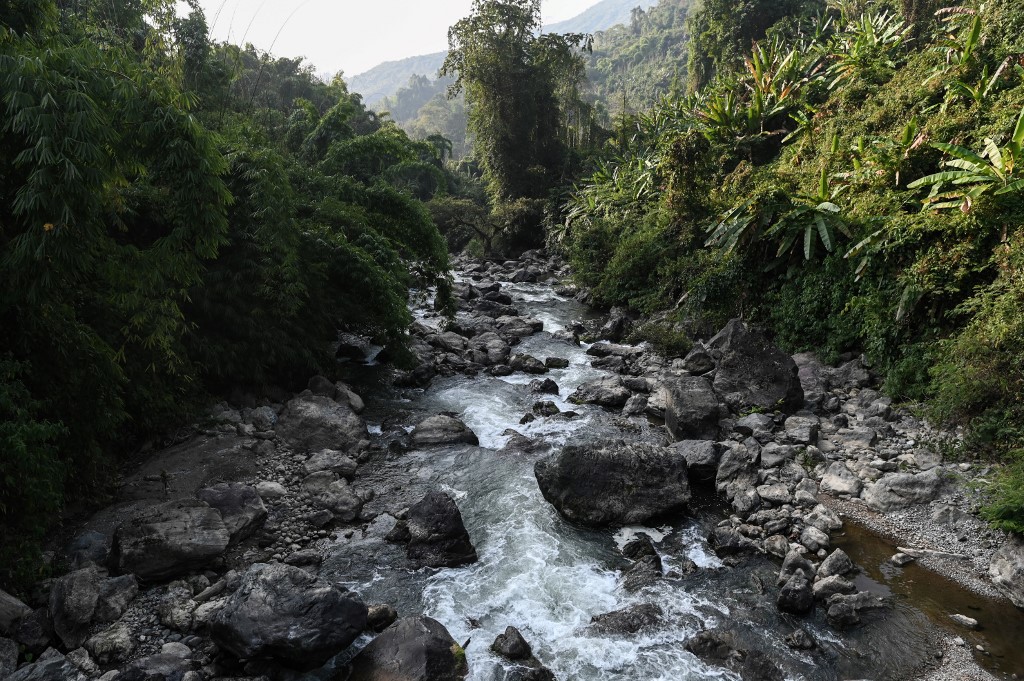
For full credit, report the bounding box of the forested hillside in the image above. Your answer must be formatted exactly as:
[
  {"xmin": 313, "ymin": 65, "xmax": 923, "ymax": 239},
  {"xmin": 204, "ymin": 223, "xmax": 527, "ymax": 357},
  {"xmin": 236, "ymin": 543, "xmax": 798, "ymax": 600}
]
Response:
[
  {"xmin": 0, "ymin": 0, "xmax": 465, "ymax": 586},
  {"xmin": 347, "ymin": 51, "xmax": 447, "ymax": 107},
  {"xmin": 561, "ymin": 0, "xmax": 1024, "ymax": 530}
]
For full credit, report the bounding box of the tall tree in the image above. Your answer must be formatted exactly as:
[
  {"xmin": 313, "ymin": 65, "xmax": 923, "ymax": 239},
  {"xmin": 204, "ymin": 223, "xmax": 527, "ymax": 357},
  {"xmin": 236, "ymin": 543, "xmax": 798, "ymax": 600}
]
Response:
[{"xmin": 441, "ymin": 0, "xmax": 591, "ymax": 203}]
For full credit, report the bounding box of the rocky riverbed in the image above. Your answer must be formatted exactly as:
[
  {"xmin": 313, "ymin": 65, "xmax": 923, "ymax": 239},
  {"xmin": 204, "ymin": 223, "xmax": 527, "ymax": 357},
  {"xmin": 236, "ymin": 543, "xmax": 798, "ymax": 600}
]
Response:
[{"xmin": 2, "ymin": 251, "xmax": 1023, "ymax": 681}]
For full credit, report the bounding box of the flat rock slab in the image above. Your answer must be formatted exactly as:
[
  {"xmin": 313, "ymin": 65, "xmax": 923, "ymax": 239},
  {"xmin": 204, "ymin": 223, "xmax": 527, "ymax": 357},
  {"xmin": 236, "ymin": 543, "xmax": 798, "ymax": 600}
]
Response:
[
  {"xmin": 113, "ymin": 498, "xmax": 230, "ymax": 582},
  {"xmin": 211, "ymin": 562, "xmax": 367, "ymax": 669},
  {"xmin": 535, "ymin": 441, "xmax": 691, "ymax": 527}
]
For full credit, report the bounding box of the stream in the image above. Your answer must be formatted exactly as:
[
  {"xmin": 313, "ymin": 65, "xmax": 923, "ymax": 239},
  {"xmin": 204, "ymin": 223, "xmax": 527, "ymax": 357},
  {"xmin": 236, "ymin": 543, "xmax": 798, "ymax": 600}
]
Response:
[{"xmin": 319, "ymin": 277, "xmax": 1017, "ymax": 680}]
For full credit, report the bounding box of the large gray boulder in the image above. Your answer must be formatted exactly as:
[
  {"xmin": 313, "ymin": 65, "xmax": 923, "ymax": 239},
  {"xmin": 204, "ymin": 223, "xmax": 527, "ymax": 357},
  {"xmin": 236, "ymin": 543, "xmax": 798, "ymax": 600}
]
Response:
[
  {"xmin": 49, "ymin": 567, "xmax": 101, "ymax": 649},
  {"xmin": 568, "ymin": 376, "xmax": 631, "ymax": 409},
  {"xmin": 706, "ymin": 319, "xmax": 803, "ymax": 413},
  {"xmin": 468, "ymin": 332, "xmax": 511, "ymax": 365},
  {"xmin": 7, "ymin": 648, "xmax": 88, "ymax": 681},
  {"xmin": 0, "ymin": 589, "xmax": 32, "ymax": 635},
  {"xmin": 274, "ymin": 394, "xmax": 367, "ymax": 452},
  {"xmin": 195, "ymin": 482, "xmax": 267, "ymax": 543},
  {"xmin": 113, "ymin": 498, "xmax": 229, "ymax": 581},
  {"xmin": 819, "ymin": 461, "xmax": 863, "ymax": 497},
  {"xmin": 669, "ymin": 440, "xmax": 720, "ymax": 482},
  {"xmin": 411, "ymin": 415, "xmax": 479, "ymax": 448},
  {"xmin": 990, "ymin": 534, "xmax": 1024, "ymax": 608},
  {"xmin": 210, "ymin": 562, "xmax": 367, "ymax": 669},
  {"xmin": 347, "ymin": 616, "xmax": 468, "ymax": 681},
  {"xmin": 660, "ymin": 375, "xmax": 726, "ymax": 441},
  {"xmin": 534, "ymin": 441, "xmax": 691, "ymax": 527},
  {"xmin": 861, "ymin": 470, "xmax": 942, "ymax": 512},
  {"xmin": 300, "ymin": 472, "xmax": 363, "ymax": 521},
  {"xmin": 406, "ymin": 491, "xmax": 478, "ymax": 569}
]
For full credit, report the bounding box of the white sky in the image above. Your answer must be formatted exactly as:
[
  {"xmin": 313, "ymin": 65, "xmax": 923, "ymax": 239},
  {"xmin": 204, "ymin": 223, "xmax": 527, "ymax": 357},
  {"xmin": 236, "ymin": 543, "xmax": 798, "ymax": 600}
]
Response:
[{"xmin": 195, "ymin": 0, "xmax": 601, "ymax": 77}]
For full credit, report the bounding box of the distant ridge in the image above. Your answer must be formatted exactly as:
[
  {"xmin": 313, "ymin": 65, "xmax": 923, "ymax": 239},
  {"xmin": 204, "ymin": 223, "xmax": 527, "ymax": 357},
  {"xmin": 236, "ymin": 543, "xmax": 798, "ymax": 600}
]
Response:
[{"xmin": 348, "ymin": 0, "xmax": 658, "ymax": 106}]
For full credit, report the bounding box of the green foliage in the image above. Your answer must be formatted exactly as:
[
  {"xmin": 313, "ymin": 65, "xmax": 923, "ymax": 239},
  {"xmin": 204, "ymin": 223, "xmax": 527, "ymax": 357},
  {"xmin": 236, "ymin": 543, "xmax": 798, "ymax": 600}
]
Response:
[{"xmin": 627, "ymin": 321, "xmax": 693, "ymax": 358}]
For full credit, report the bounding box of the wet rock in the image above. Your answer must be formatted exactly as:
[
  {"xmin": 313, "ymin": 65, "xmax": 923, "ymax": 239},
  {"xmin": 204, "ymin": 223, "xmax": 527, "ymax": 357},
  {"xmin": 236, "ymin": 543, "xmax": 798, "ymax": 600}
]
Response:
[
  {"xmin": 406, "ymin": 491, "xmax": 478, "ymax": 569},
  {"xmin": 469, "ymin": 333, "xmax": 511, "ymax": 365},
  {"xmin": 568, "ymin": 376, "xmax": 631, "ymax": 409},
  {"xmin": 367, "ymin": 604, "xmax": 398, "ymax": 633},
  {"xmin": 534, "ymin": 441, "xmax": 691, "ymax": 527},
  {"xmin": 302, "ymin": 448, "xmax": 359, "ymax": 478},
  {"xmin": 660, "ymin": 376, "xmax": 726, "ymax": 440},
  {"xmin": 49, "ymin": 567, "xmax": 101, "ymax": 649},
  {"xmin": 818, "ymin": 548, "xmax": 855, "ymax": 579},
  {"xmin": 685, "ymin": 630, "xmax": 784, "ymax": 681},
  {"xmin": 989, "ymin": 534, "xmax": 1024, "ymax": 608},
  {"xmin": 778, "ymin": 550, "xmax": 815, "ymax": 586},
  {"xmin": 7, "ymin": 648, "xmax": 88, "ymax": 681},
  {"xmin": 347, "ymin": 616, "xmax": 468, "ymax": 681},
  {"xmin": 777, "ymin": 570, "xmax": 814, "ymax": 614},
  {"xmin": 621, "ymin": 535, "xmax": 664, "ymax": 591},
  {"xmin": 862, "ymin": 470, "xmax": 942, "ymax": 512},
  {"xmin": 819, "ymin": 462, "xmax": 863, "ymax": 497},
  {"xmin": 544, "ymin": 357, "xmax": 569, "ymax": 369},
  {"xmin": 112, "ymin": 498, "xmax": 230, "ymax": 582},
  {"xmin": 533, "ymin": 401, "xmax": 560, "ymax": 417},
  {"xmin": 588, "ymin": 603, "xmax": 662, "ymax": 635},
  {"xmin": 491, "ymin": 626, "xmax": 532, "ymax": 660},
  {"xmin": 411, "ymin": 415, "xmax": 480, "ymax": 447},
  {"xmin": 510, "ymin": 354, "xmax": 548, "ymax": 374},
  {"xmin": 784, "ymin": 628, "xmax": 816, "ymax": 650},
  {"xmin": 668, "ymin": 440, "xmax": 720, "ymax": 482},
  {"xmin": 529, "ymin": 378, "xmax": 559, "ymax": 395},
  {"xmin": 949, "ymin": 613, "xmax": 979, "ymax": 630},
  {"xmin": 622, "ymin": 394, "xmax": 648, "ymax": 416},
  {"xmin": 196, "ymin": 482, "xmax": 267, "ymax": 543},
  {"xmin": 826, "ymin": 591, "xmax": 888, "ymax": 628},
  {"xmin": 275, "ymin": 394, "xmax": 367, "ymax": 452},
  {"xmin": 85, "ymin": 622, "xmax": 136, "ymax": 664},
  {"xmin": 709, "ymin": 527, "xmax": 760, "ymax": 556},
  {"xmin": 706, "ymin": 319, "xmax": 803, "ymax": 413},
  {"xmin": 891, "ymin": 552, "xmax": 915, "ymax": 567},
  {"xmin": 211, "ymin": 562, "xmax": 367, "ymax": 669}
]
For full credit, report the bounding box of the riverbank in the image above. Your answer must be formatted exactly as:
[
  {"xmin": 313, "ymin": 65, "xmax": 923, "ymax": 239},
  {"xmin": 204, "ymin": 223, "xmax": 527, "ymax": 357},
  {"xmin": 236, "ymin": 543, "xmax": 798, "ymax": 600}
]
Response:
[{"xmin": 2, "ymin": 251, "xmax": 1022, "ymax": 681}]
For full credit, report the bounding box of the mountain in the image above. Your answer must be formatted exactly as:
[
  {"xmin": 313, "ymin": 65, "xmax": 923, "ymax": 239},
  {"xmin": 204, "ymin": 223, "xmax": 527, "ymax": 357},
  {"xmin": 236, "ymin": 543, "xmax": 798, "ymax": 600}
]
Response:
[
  {"xmin": 348, "ymin": 0, "xmax": 659, "ymax": 106},
  {"xmin": 348, "ymin": 51, "xmax": 446, "ymax": 106},
  {"xmin": 543, "ymin": 0, "xmax": 658, "ymax": 34}
]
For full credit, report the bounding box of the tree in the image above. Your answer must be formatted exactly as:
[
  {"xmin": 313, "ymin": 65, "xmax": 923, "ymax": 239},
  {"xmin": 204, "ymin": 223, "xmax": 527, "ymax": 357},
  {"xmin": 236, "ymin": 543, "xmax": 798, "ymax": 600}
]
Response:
[{"xmin": 441, "ymin": 0, "xmax": 591, "ymax": 204}]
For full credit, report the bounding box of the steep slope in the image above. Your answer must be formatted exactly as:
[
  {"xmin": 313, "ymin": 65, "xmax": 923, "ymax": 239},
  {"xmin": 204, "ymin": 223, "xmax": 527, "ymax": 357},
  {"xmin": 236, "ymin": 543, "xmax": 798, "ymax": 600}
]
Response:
[
  {"xmin": 543, "ymin": 0, "xmax": 659, "ymax": 34},
  {"xmin": 348, "ymin": 51, "xmax": 446, "ymax": 106}
]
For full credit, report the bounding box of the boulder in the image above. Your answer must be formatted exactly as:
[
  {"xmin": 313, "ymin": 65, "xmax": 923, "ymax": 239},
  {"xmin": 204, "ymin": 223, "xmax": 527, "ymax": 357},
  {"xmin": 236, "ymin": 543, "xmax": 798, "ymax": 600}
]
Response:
[
  {"xmin": 818, "ymin": 549, "xmax": 855, "ymax": 579},
  {"xmin": 0, "ymin": 637, "xmax": 17, "ymax": 679},
  {"xmin": 819, "ymin": 462, "xmax": 863, "ymax": 497},
  {"xmin": 685, "ymin": 630, "xmax": 784, "ymax": 681},
  {"xmin": 113, "ymin": 498, "xmax": 230, "ymax": 581},
  {"xmin": 826, "ymin": 591, "xmax": 889, "ymax": 628},
  {"xmin": 411, "ymin": 415, "xmax": 479, "ymax": 448},
  {"xmin": 862, "ymin": 470, "xmax": 942, "ymax": 512},
  {"xmin": 568, "ymin": 377, "xmax": 631, "ymax": 409},
  {"xmin": 784, "ymin": 415, "xmax": 819, "ymax": 444},
  {"xmin": 301, "ymin": 472, "xmax": 363, "ymax": 521},
  {"xmin": 49, "ymin": 567, "xmax": 101, "ymax": 649},
  {"xmin": 544, "ymin": 357, "xmax": 569, "ymax": 369},
  {"xmin": 195, "ymin": 482, "xmax": 267, "ymax": 543},
  {"xmin": 7, "ymin": 648, "xmax": 88, "ymax": 681},
  {"xmin": 85, "ymin": 623, "xmax": 135, "ymax": 665},
  {"xmin": 669, "ymin": 440, "xmax": 720, "ymax": 483},
  {"xmin": 800, "ymin": 526, "xmax": 830, "ymax": 552},
  {"xmin": 65, "ymin": 531, "xmax": 110, "ymax": 570},
  {"xmin": 469, "ymin": 333, "xmax": 511, "ymax": 365},
  {"xmin": 709, "ymin": 527, "xmax": 760, "ymax": 556},
  {"xmin": 990, "ymin": 534, "xmax": 1024, "ymax": 608},
  {"xmin": 588, "ymin": 603, "xmax": 662, "ymax": 635},
  {"xmin": 778, "ymin": 550, "xmax": 815, "ymax": 586},
  {"xmin": 302, "ymin": 449, "xmax": 359, "ymax": 478},
  {"xmin": 510, "ymin": 354, "xmax": 548, "ymax": 374},
  {"xmin": 275, "ymin": 395, "xmax": 367, "ymax": 452},
  {"xmin": 210, "ymin": 562, "xmax": 367, "ymax": 669},
  {"xmin": 534, "ymin": 441, "xmax": 691, "ymax": 527},
  {"xmin": 734, "ymin": 413, "xmax": 775, "ymax": 438},
  {"xmin": 406, "ymin": 491, "xmax": 478, "ymax": 569},
  {"xmin": 680, "ymin": 343, "xmax": 715, "ymax": 374},
  {"xmin": 0, "ymin": 589, "xmax": 32, "ymax": 634},
  {"xmin": 706, "ymin": 319, "xmax": 803, "ymax": 413},
  {"xmin": 491, "ymin": 626, "xmax": 532, "ymax": 660},
  {"xmin": 529, "ymin": 378, "xmax": 559, "ymax": 395},
  {"xmin": 812, "ymin": 575, "xmax": 856, "ymax": 601},
  {"xmin": 660, "ymin": 376, "xmax": 726, "ymax": 441},
  {"xmin": 367, "ymin": 604, "xmax": 398, "ymax": 633},
  {"xmin": 778, "ymin": 570, "xmax": 814, "ymax": 614},
  {"xmin": 347, "ymin": 616, "xmax": 468, "ymax": 681}
]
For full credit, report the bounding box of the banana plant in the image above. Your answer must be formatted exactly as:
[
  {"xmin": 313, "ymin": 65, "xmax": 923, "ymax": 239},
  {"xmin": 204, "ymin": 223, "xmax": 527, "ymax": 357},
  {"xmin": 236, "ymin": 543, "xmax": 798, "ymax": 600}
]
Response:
[
  {"xmin": 706, "ymin": 168, "xmax": 850, "ymax": 264},
  {"xmin": 827, "ymin": 9, "xmax": 911, "ymax": 89},
  {"xmin": 907, "ymin": 104, "xmax": 1024, "ymax": 212},
  {"xmin": 944, "ymin": 57, "xmax": 1014, "ymax": 109}
]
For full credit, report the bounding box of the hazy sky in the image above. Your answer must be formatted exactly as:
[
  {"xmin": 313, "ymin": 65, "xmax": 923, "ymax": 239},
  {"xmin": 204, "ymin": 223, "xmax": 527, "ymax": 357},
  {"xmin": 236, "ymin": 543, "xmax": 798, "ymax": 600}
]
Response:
[{"xmin": 196, "ymin": 0, "xmax": 601, "ymax": 77}]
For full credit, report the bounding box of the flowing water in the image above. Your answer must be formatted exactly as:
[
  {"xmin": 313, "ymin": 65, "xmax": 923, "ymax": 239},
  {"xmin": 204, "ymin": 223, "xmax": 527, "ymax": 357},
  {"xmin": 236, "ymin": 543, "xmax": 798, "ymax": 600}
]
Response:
[{"xmin": 317, "ymin": 279, "xmax": 1016, "ymax": 680}]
